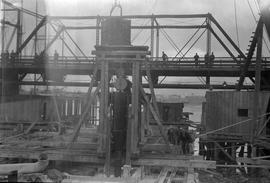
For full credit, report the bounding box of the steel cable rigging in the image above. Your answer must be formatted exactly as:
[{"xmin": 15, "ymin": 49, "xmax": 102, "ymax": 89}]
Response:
[{"xmin": 247, "ymin": 0, "xmax": 270, "ymax": 54}]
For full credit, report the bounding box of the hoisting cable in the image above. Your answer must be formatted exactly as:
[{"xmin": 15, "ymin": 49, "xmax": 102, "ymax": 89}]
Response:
[
  {"xmin": 132, "ymin": 0, "xmax": 157, "ymax": 42},
  {"xmin": 247, "ymin": 0, "xmax": 257, "ymax": 21},
  {"xmin": 254, "ymin": 0, "xmax": 270, "ymax": 54},
  {"xmin": 143, "ymin": 35, "xmax": 151, "ymax": 45},
  {"xmin": 254, "ymin": 0, "xmax": 261, "ymax": 13},
  {"xmin": 234, "ymin": 0, "xmax": 240, "ymax": 47},
  {"xmin": 198, "ymin": 112, "xmax": 270, "ymax": 137},
  {"xmin": 132, "ymin": 19, "xmax": 151, "ymax": 42}
]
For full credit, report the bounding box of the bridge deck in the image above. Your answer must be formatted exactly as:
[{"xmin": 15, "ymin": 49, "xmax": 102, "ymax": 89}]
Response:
[{"xmin": 0, "ymin": 56, "xmax": 270, "ymax": 77}]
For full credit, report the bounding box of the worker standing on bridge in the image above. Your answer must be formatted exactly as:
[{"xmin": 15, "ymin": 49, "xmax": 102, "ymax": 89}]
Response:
[
  {"xmin": 10, "ymin": 50, "xmax": 16, "ymax": 65},
  {"xmin": 162, "ymin": 51, "xmax": 168, "ymax": 61},
  {"xmin": 54, "ymin": 50, "xmax": 59, "ymax": 64},
  {"xmin": 3, "ymin": 50, "xmax": 10, "ymax": 66},
  {"xmin": 210, "ymin": 52, "xmax": 215, "ymax": 67},
  {"xmin": 204, "ymin": 52, "xmax": 209, "ymax": 67},
  {"xmin": 194, "ymin": 53, "xmax": 199, "ymax": 67}
]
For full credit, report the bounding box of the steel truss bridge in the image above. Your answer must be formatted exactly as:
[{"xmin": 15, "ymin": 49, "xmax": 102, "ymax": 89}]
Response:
[
  {"xmin": 2, "ymin": 0, "xmax": 270, "ymax": 91},
  {"xmin": 0, "ymin": 55, "xmax": 270, "ymax": 89}
]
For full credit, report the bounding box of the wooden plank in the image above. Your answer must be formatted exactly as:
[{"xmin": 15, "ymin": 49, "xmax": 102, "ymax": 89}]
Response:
[
  {"xmin": 49, "ymin": 14, "xmax": 209, "ymax": 20},
  {"xmin": 69, "ymin": 66, "xmax": 98, "ymax": 144},
  {"xmin": 24, "ymin": 120, "xmax": 38, "ymax": 134},
  {"xmin": 145, "ymin": 61, "xmax": 159, "ymax": 117},
  {"xmin": 252, "ymin": 155, "xmax": 270, "ymax": 160},
  {"xmin": 0, "ymin": 160, "xmax": 49, "ymax": 175},
  {"xmin": 216, "ymin": 164, "xmax": 270, "ymax": 168},
  {"xmin": 156, "ymin": 167, "xmax": 171, "ymax": 183},
  {"xmin": 141, "ymin": 144, "xmax": 173, "ymax": 153},
  {"xmin": 167, "ymin": 168, "xmax": 176, "ymax": 183},
  {"xmin": 139, "ymin": 154, "xmax": 203, "ymax": 160},
  {"xmin": 131, "ymin": 61, "xmax": 140, "ymax": 155},
  {"xmin": 5, "ymin": 140, "xmax": 98, "ymax": 149},
  {"xmin": 214, "ymin": 141, "xmax": 235, "ymax": 162},
  {"xmin": 140, "ymin": 86, "xmax": 171, "ymax": 149},
  {"xmin": 133, "ymin": 159, "xmax": 216, "ymax": 169},
  {"xmin": 0, "ymin": 149, "xmax": 104, "ymax": 163},
  {"xmin": 237, "ymin": 157, "xmax": 270, "ymax": 166},
  {"xmin": 186, "ymin": 167, "xmax": 197, "ymax": 183},
  {"xmin": 98, "ymin": 60, "xmax": 110, "ymax": 176}
]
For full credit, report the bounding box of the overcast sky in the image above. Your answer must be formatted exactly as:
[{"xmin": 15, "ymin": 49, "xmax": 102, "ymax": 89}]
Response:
[
  {"xmin": 42, "ymin": 0, "xmax": 268, "ymax": 57},
  {"xmin": 2, "ymin": 0, "xmax": 268, "ymax": 56}
]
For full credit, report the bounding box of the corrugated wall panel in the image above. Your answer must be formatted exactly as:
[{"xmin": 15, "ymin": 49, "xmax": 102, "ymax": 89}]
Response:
[{"xmin": 205, "ymin": 91, "xmax": 270, "ymax": 135}]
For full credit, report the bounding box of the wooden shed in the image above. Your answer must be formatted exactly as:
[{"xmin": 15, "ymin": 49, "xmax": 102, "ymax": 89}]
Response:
[
  {"xmin": 0, "ymin": 94, "xmax": 98, "ymax": 122},
  {"xmin": 148, "ymin": 102, "xmax": 184, "ymax": 125},
  {"xmin": 202, "ymin": 91, "xmax": 270, "ymax": 136}
]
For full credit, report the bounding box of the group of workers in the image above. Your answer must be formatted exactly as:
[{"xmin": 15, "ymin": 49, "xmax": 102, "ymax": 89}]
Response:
[
  {"xmin": 1, "ymin": 50, "xmax": 17, "ymax": 64},
  {"xmin": 34, "ymin": 50, "xmax": 59, "ymax": 64},
  {"xmin": 161, "ymin": 51, "xmax": 215, "ymax": 66},
  {"xmin": 1, "ymin": 50, "xmax": 60, "ymax": 65},
  {"xmin": 167, "ymin": 126, "xmax": 195, "ymax": 155}
]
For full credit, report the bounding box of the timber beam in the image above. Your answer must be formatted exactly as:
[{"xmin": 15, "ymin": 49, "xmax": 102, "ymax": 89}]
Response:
[
  {"xmin": 237, "ymin": 17, "xmax": 263, "ymax": 90},
  {"xmin": 65, "ymin": 25, "xmax": 207, "ymax": 30},
  {"xmin": 133, "ymin": 159, "xmax": 216, "ymax": 169},
  {"xmin": 49, "ymin": 14, "xmax": 210, "ymax": 20}
]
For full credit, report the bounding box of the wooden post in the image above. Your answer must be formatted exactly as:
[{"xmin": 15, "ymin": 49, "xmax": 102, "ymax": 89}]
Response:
[
  {"xmin": 140, "ymin": 86, "xmax": 171, "ymax": 149},
  {"xmin": 141, "ymin": 103, "xmax": 147, "ymax": 144},
  {"xmin": 99, "ymin": 60, "xmax": 110, "ymax": 176},
  {"xmin": 126, "ymin": 105, "xmax": 132, "ymax": 165},
  {"xmin": 8, "ymin": 171, "xmax": 18, "ymax": 182},
  {"xmin": 146, "ymin": 63, "xmax": 160, "ymax": 114},
  {"xmin": 96, "ymin": 17, "xmax": 100, "ymax": 46},
  {"xmin": 206, "ymin": 15, "xmax": 211, "ymax": 88},
  {"xmin": 214, "ymin": 142, "xmax": 219, "ymax": 161},
  {"xmin": 130, "ymin": 61, "xmax": 141, "ymax": 157},
  {"xmin": 155, "ymin": 19, "xmax": 160, "ymax": 59},
  {"xmin": 214, "ymin": 142, "xmax": 235, "ymax": 162},
  {"xmin": 252, "ymin": 20, "xmax": 263, "ymax": 159},
  {"xmin": 150, "ymin": 16, "xmax": 155, "ymax": 57}
]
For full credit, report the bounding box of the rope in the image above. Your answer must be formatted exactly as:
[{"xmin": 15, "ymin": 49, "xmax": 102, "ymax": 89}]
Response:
[
  {"xmin": 195, "ymin": 140, "xmax": 269, "ymax": 153},
  {"xmin": 234, "ymin": 0, "xmax": 240, "ymax": 48},
  {"xmin": 247, "ymin": 0, "xmax": 257, "ymax": 21},
  {"xmin": 132, "ymin": 19, "xmax": 150, "ymax": 42},
  {"xmin": 143, "ymin": 35, "xmax": 151, "ymax": 45},
  {"xmin": 199, "ymin": 112, "xmax": 270, "ymax": 137},
  {"xmin": 132, "ymin": 0, "xmax": 157, "ymax": 43},
  {"xmin": 254, "ymin": 0, "xmax": 261, "ymax": 13}
]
